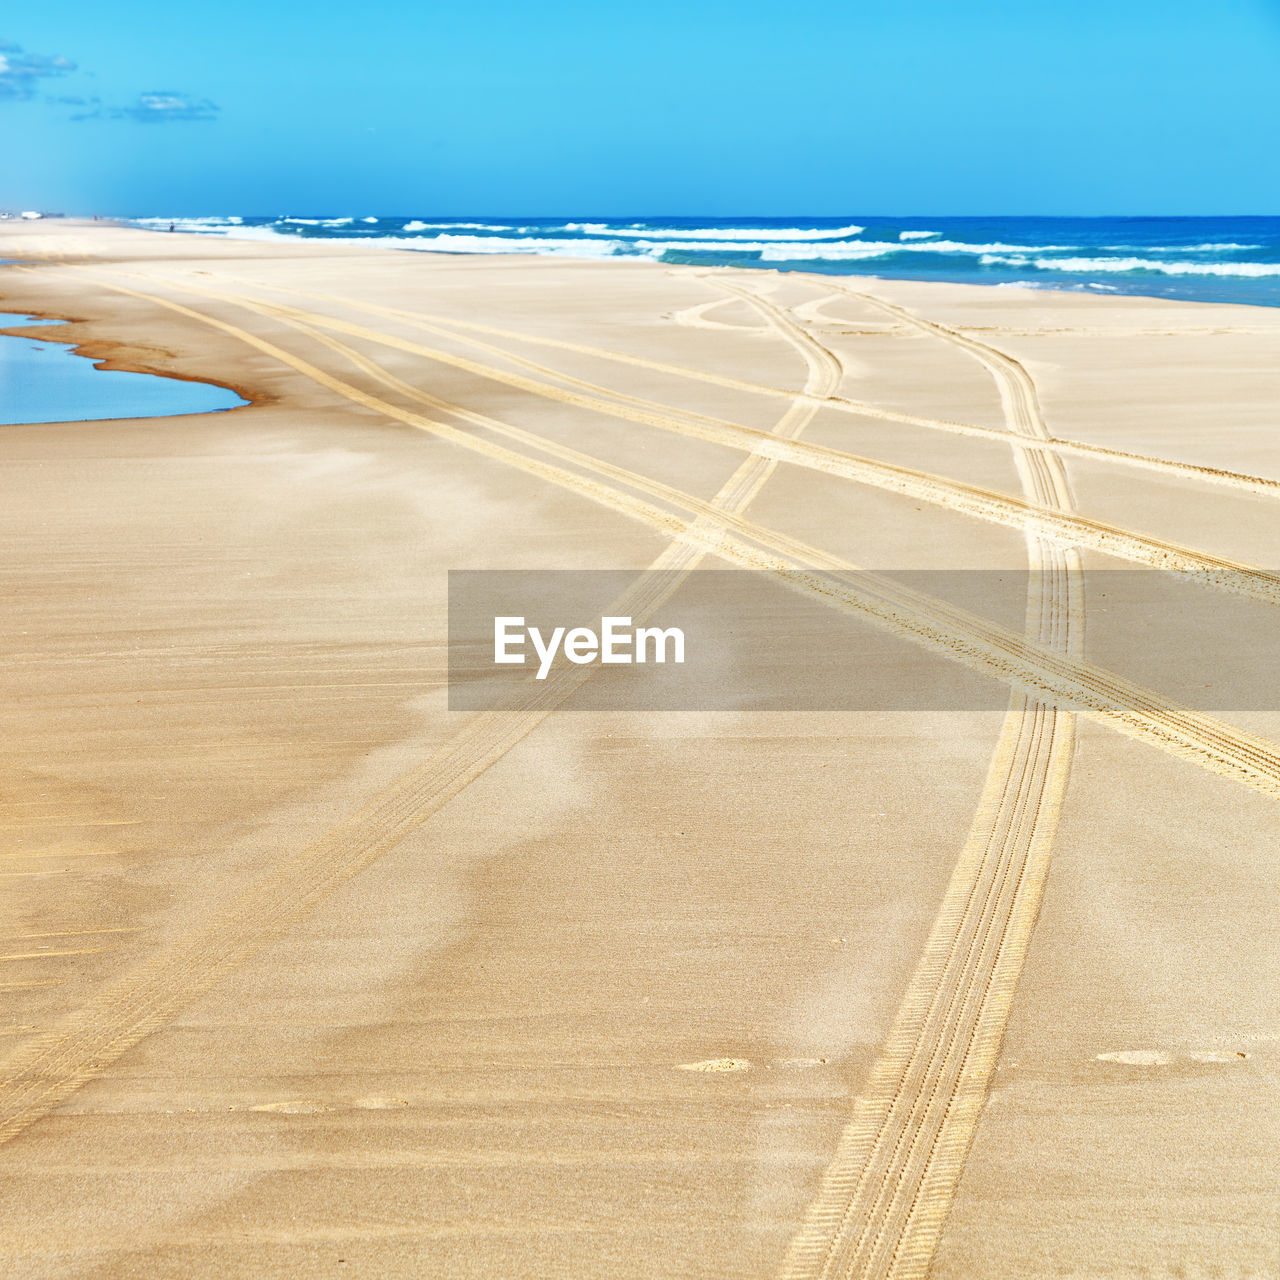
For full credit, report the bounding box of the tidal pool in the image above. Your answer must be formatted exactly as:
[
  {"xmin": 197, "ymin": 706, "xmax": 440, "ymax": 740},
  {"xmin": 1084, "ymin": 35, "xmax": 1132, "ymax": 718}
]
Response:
[{"xmin": 0, "ymin": 312, "xmax": 247, "ymax": 425}]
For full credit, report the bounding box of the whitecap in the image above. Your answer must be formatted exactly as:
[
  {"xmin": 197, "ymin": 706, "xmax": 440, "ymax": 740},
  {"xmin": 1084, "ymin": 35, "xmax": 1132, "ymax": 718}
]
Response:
[
  {"xmin": 132, "ymin": 215, "xmax": 244, "ymax": 232},
  {"xmin": 565, "ymin": 222, "xmax": 868, "ymax": 242},
  {"xmin": 348, "ymin": 232, "xmax": 631, "ymax": 258},
  {"xmin": 1103, "ymin": 242, "xmax": 1262, "ymax": 252},
  {"xmin": 401, "ymin": 220, "xmax": 521, "ymax": 232},
  {"xmin": 756, "ymin": 239, "xmax": 1074, "ymax": 260},
  {"xmin": 984, "ymin": 253, "xmax": 1280, "ymax": 278}
]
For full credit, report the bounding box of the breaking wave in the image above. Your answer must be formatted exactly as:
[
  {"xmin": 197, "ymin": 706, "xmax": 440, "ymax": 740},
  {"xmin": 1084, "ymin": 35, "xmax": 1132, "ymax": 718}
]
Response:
[
  {"xmin": 402, "ymin": 220, "xmax": 525, "ymax": 232},
  {"xmin": 123, "ymin": 215, "xmax": 1280, "ymax": 306},
  {"xmin": 563, "ymin": 221, "xmax": 867, "ymax": 241},
  {"xmin": 981, "ymin": 253, "xmax": 1280, "ymax": 278}
]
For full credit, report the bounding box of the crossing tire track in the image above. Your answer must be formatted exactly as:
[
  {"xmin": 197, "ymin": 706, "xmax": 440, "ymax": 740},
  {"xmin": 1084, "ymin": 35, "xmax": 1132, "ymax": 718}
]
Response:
[
  {"xmin": 128, "ymin": 271, "xmax": 1280, "ymax": 606},
  {"xmin": 209, "ymin": 270, "xmax": 1280, "ymax": 501},
  {"xmin": 69, "ymin": 269, "xmax": 1280, "ymax": 791},
  {"xmin": 779, "ymin": 279, "xmax": 1079, "ymax": 1280},
  {"xmin": 8, "ymin": 269, "xmax": 1280, "ymax": 1166},
  {"xmin": 12, "ymin": 257, "xmax": 1280, "ymax": 1276},
  {"xmin": 0, "ymin": 269, "xmax": 831, "ymax": 1148}
]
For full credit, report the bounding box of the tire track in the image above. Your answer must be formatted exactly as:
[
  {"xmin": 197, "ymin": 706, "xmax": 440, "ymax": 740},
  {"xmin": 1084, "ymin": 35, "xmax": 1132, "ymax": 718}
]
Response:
[
  {"xmin": 778, "ymin": 280, "xmax": 1078, "ymax": 1280},
  {"xmin": 13, "ymin": 259, "xmax": 1280, "ymax": 1277},
  {"xmin": 671, "ymin": 296, "xmax": 771, "ymax": 332},
  {"xmin": 8, "ymin": 269, "xmax": 1280, "ymax": 1162},
  {"xmin": 103, "ymin": 277, "xmax": 1280, "ymax": 1280},
  {"xmin": 128, "ymin": 270, "xmax": 1280, "ymax": 605},
  {"xmin": 208, "ymin": 270, "xmax": 1280, "ymax": 501},
  {"xmin": 0, "ymin": 269, "xmax": 834, "ymax": 1147},
  {"xmin": 70, "ymin": 269, "xmax": 1280, "ymax": 794}
]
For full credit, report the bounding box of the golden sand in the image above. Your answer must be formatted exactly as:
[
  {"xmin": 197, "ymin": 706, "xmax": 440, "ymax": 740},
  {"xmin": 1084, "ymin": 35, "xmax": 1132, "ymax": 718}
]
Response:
[{"xmin": 1, "ymin": 221, "xmax": 1277, "ymax": 1278}]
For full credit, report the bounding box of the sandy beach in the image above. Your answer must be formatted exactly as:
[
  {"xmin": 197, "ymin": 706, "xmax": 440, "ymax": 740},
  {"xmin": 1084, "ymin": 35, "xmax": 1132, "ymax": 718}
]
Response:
[{"xmin": 1, "ymin": 219, "xmax": 1278, "ymax": 1279}]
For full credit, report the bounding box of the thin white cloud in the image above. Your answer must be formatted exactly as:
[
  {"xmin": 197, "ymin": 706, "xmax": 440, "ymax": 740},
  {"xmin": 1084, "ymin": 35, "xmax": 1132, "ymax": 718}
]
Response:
[
  {"xmin": 0, "ymin": 41, "xmax": 76, "ymax": 99},
  {"xmin": 0, "ymin": 40, "xmax": 216, "ymax": 124},
  {"xmin": 73, "ymin": 90, "xmax": 219, "ymax": 124}
]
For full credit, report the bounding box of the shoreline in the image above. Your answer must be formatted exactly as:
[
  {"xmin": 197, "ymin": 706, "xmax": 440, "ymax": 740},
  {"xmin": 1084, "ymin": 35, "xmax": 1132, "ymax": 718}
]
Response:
[
  {"xmin": 97, "ymin": 211, "xmax": 1280, "ymax": 312},
  {"xmin": 1, "ymin": 219, "xmax": 1278, "ymax": 1278},
  {"xmin": 0, "ymin": 304, "xmax": 257, "ymax": 412},
  {"xmin": 6, "ymin": 218, "xmax": 1280, "ymax": 416}
]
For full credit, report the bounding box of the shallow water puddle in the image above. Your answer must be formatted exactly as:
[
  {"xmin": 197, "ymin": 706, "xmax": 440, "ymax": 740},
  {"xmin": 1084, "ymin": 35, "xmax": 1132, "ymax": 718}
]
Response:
[{"xmin": 0, "ymin": 311, "xmax": 247, "ymax": 425}]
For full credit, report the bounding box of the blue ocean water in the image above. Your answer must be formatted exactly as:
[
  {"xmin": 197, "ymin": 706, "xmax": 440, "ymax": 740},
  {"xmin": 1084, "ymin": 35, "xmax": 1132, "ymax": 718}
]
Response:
[
  {"xmin": 0, "ymin": 313, "xmax": 247, "ymax": 425},
  {"xmin": 132, "ymin": 215, "xmax": 1280, "ymax": 308}
]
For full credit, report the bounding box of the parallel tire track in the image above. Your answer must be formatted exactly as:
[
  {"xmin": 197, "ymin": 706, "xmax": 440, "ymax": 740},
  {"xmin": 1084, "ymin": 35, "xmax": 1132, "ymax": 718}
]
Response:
[
  {"xmin": 780, "ymin": 279, "xmax": 1079, "ymax": 1280},
  {"xmin": 0, "ymin": 269, "xmax": 833, "ymax": 1147},
  {"xmin": 13, "ymin": 254, "xmax": 1279, "ymax": 1276},
  {"xmin": 215, "ymin": 271, "xmax": 1280, "ymax": 501},
  {"xmin": 144, "ymin": 273, "xmax": 1280, "ymax": 607},
  {"xmin": 73, "ymin": 270, "xmax": 1280, "ymax": 797},
  {"xmin": 8, "ymin": 267, "xmax": 1280, "ymax": 1173}
]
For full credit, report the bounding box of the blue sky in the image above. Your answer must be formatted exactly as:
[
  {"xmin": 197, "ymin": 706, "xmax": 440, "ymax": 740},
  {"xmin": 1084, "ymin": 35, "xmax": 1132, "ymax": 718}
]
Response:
[{"xmin": 3, "ymin": 0, "xmax": 1280, "ymax": 216}]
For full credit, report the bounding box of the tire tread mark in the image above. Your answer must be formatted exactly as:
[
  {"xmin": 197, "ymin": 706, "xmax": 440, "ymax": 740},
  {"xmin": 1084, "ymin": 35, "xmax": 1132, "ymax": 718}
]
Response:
[
  {"xmin": 140, "ymin": 274, "xmax": 1280, "ymax": 607},
  {"xmin": 0, "ymin": 269, "xmax": 832, "ymax": 1147},
  {"xmin": 211, "ymin": 271, "xmax": 1280, "ymax": 501},
  {"xmin": 778, "ymin": 282, "xmax": 1080, "ymax": 1280}
]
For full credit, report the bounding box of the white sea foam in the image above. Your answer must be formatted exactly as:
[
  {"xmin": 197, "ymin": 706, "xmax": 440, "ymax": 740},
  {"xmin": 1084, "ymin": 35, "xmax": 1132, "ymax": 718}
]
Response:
[
  {"xmin": 898, "ymin": 239, "xmax": 1074, "ymax": 254},
  {"xmin": 134, "ymin": 215, "xmax": 244, "ymax": 231},
  {"xmin": 406, "ymin": 233, "xmax": 628, "ymax": 256},
  {"xmin": 629, "ymin": 239, "xmax": 784, "ymax": 254},
  {"xmin": 176, "ymin": 224, "xmax": 617, "ymax": 256},
  {"xmin": 564, "ymin": 221, "xmax": 868, "ymax": 241},
  {"xmin": 297, "ymin": 232, "xmax": 627, "ymax": 257},
  {"xmin": 758, "ymin": 242, "xmax": 894, "ymax": 261},
  {"xmin": 195, "ymin": 228, "xmax": 1081, "ymax": 264},
  {"xmin": 621, "ymin": 237, "xmax": 1058, "ymax": 259},
  {"xmin": 754, "ymin": 238, "xmax": 1071, "ymax": 260},
  {"xmin": 401, "ymin": 220, "xmax": 522, "ymax": 232},
  {"xmin": 1103, "ymin": 242, "xmax": 1261, "ymax": 252},
  {"xmin": 992, "ymin": 281, "xmax": 1097, "ymax": 293},
  {"xmin": 145, "ymin": 219, "xmax": 1280, "ymax": 288},
  {"xmin": 982, "ymin": 253, "xmax": 1280, "ymax": 277},
  {"xmin": 180, "ymin": 225, "xmax": 307, "ymax": 244}
]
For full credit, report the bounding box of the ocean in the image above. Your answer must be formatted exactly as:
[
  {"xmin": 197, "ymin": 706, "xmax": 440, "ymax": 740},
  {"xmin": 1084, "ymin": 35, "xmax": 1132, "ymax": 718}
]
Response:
[{"xmin": 130, "ymin": 215, "xmax": 1280, "ymax": 309}]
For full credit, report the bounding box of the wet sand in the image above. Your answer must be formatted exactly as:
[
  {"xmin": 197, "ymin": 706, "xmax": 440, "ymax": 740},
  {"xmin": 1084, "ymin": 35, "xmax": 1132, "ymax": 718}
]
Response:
[{"xmin": 1, "ymin": 220, "xmax": 1278, "ymax": 1279}]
